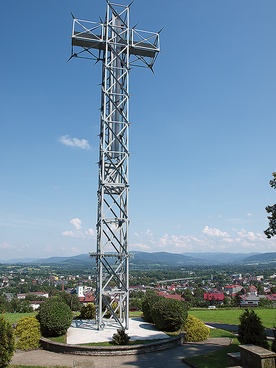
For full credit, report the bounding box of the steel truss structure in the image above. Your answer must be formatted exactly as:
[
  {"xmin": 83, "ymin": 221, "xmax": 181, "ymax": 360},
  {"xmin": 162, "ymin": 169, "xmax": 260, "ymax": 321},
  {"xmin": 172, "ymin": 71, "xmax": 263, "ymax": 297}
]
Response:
[{"xmin": 71, "ymin": 1, "xmax": 160, "ymax": 330}]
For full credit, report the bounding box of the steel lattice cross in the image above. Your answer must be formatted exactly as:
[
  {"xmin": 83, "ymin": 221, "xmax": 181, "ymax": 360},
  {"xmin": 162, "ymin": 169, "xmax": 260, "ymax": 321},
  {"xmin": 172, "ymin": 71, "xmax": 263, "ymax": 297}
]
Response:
[{"xmin": 70, "ymin": 1, "xmax": 160, "ymax": 330}]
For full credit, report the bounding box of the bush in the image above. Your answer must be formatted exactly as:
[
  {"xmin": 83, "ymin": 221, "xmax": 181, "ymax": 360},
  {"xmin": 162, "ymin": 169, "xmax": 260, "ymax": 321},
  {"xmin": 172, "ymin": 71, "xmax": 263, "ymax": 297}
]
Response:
[
  {"xmin": 79, "ymin": 303, "xmax": 96, "ymax": 319},
  {"xmin": 112, "ymin": 328, "xmax": 130, "ymax": 345},
  {"xmin": 141, "ymin": 292, "xmax": 160, "ymax": 323},
  {"xmin": 151, "ymin": 298, "xmax": 188, "ymax": 332},
  {"xmin": 238, "ymin": 309, "xmax": 269, "ymax": 349},
  {"xmin": 37, "ymin": 298, "xmax": 72, "ymax": 337},
  {"xmin": 272, "ymin": 328, "xmax": 276, "ymax": 353},
  {"xmin": 15, "ymin": 316, "xmax": 41, "ymax": 350},
  {"xmin": 184, "ymin": 315, "xmax": 210, "ymax": 342},
  {"xmin": 0, "ymin": 315, "xmax": 15, "ymax": 368},
  {"xmin": 104, "ymin": 301, "xmax": 119, "ymax": 318}
]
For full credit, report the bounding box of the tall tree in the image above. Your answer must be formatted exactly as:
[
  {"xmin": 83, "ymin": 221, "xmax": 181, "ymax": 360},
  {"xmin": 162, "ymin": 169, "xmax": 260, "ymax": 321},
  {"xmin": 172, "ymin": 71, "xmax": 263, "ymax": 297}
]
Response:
[{"xmin": 264, "ymin": 172, "xmax": 276, "ymax": 238}]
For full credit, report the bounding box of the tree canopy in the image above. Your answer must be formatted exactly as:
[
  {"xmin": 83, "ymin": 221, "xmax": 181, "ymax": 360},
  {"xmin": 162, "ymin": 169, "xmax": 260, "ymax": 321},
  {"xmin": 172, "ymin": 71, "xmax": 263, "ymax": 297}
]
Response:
[{"xmin": 264, "ymin": 172, "xmax": 276, "ymax": 238}]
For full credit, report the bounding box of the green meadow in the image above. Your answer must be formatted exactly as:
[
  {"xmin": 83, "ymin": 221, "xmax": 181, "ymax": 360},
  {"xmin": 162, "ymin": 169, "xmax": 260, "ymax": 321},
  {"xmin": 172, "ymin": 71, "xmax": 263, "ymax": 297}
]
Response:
[{"xmin": 189, "ymin": 308, "xmax": 276, "ymax": 328}]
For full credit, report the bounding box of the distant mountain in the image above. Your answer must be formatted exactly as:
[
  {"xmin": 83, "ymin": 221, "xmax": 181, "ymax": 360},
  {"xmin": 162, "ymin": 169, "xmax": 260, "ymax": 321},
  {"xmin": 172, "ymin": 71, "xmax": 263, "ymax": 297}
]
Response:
[
  {"xmin": 32, "ymin": 254, "xmax": 94, "ymax": 265},
  {"xmin": 1, "ymin": 251, "xmax": 276, "ymax": 267},
  {"xmin": 130, "ymin": 251, "xmax": 203, "ymax": 267},
  {"xmin": 183, "ymin": 252, "xmax": 260, "ymax": 264},
  {"xmin": 240, "ymin": 252, "xmax": 276, "ymax": 264},
  {"xmin": 0, "ymin": 258, "xmax": 40, "ymax": 264}
]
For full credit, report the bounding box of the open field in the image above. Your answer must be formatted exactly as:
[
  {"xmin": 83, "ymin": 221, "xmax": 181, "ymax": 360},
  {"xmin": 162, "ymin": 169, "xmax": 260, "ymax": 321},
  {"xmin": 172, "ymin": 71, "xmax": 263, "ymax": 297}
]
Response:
[
  {"xmin": 4, "ymin": 308, "xmax": 276, "ymax": 327},
  {"xmin": 3, "ymin": 312, "xmax": 36, "ymax": 325},
  {"xmin": 190, "ymin": 308, "xmax": 276, "ymax": 328}
]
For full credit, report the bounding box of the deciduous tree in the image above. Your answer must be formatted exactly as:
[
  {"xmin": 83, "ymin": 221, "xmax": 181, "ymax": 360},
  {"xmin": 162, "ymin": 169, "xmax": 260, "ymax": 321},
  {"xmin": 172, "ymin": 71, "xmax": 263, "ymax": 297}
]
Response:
[{"xmin": 264, "ymin": 172, "xmax": 276, "ymax": 238}]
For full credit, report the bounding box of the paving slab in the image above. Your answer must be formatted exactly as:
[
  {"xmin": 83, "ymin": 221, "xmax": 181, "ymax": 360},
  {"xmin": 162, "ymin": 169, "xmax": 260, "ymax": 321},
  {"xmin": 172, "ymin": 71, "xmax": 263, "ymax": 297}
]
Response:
[
  {"xmin": 67, "ymin": 317, "xmax": 169, "ymax": 344},
  {"xmin": 12, "ymin": 338, "xmax": 231, "ymax": 368}
]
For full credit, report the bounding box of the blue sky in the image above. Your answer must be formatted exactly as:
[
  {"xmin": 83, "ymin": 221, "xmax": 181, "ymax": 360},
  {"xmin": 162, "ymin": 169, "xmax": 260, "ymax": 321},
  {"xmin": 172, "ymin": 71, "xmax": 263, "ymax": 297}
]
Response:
[{"xmin": 1, "ymin": 0, "xmax": 276, "ymax": 260}]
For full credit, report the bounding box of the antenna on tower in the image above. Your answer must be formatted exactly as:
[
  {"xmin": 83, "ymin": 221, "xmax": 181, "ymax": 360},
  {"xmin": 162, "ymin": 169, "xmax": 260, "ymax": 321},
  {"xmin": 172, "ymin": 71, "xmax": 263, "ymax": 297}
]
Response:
[{"xmin": 70, "ymin": 1, "xmax": 160, "ymax": 331}]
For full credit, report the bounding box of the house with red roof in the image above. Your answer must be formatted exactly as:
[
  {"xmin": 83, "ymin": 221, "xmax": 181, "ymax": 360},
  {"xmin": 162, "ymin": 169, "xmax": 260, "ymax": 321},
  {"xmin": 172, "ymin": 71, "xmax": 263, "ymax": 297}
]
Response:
[
  {"xmin": 204, "ymin": 292, "xmax": 224, "ymax": 303},
  {"xmin": 157, "ymin": 291, "xmax": 184, "ymax": 301},
  {"xmin": 78, "ymin": 293, "xmax": 95, "ymax": 306}
]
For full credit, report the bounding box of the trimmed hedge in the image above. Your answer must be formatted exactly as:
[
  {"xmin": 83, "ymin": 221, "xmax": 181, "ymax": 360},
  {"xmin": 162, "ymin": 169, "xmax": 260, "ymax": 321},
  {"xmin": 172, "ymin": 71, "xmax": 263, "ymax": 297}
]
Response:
[
  {"xmin": 141, "ymin": 292, "xmax": 161, "ymax": 323},
  {"xmin": 37, "ymin": 298, "xmax": 72, "ymax": 337},
  {"xmin": 184, "ymin": 315, "xmax": 210, "ymax": 342},
  {"xmin": 151, "ymin": 298, "xmax": 188, "ymax": 332},
  {"xmin": 142, "ymin": 292, "xmax": 188, "ymax": 332},
  {"xmin": 15, "ymin": 316, "xmax": 41, "ymax": 350}
]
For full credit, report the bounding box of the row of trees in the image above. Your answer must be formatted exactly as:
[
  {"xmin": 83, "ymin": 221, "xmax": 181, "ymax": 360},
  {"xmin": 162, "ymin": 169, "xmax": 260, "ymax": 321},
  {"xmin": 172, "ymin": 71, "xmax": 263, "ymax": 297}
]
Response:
[
  {"xmin": 0, "ymin": 290, "xmax": 81, "ymax": 314},
  {"xmin": 0, "ymin": 297, "xmax": 275, "ymax": 367}
]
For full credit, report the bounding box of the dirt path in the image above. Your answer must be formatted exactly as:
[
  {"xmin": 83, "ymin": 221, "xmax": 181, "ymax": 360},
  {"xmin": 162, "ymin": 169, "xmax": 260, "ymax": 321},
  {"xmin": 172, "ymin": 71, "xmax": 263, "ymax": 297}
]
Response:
[{"xmin": 11, "ymin": 338, "xmax": 231, "ymax": 368}]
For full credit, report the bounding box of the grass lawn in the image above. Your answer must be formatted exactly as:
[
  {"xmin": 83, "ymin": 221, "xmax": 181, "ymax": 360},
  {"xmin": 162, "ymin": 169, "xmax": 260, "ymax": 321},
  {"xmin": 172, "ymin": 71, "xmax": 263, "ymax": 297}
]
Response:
[
  {"xmin": 3, "ymin": 312, "xmax": 37, "ymax": 325},
  {"xmin": 129, "ymin": 311, "xmax": 143, "ymax": 318},
  {"xmin": 184, "ymin": 328, "xmax": 239, "ymax": 368},
  {"xmin": 190, "ymin": 308, "xmax": 276, "ymax": 328}
]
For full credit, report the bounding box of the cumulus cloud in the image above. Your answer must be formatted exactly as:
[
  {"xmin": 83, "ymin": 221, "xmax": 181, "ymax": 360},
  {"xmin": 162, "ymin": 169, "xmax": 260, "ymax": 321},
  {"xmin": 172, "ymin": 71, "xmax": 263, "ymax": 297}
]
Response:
[
  {"xmin": 236, "ymin": 229, "xmax": 265, "ymax": 244},
  {"xmin": 61, "ymin": 230, "xmax": 80, "ymax": 238},
  {"xmin": 59, "ymin": 135, "xmax": 91, "ymax": 150},
  {"xmin": 62, "ymin": 218, "xmax": 96, "ymax": 240},
  {"xmin": 70, "ymin": 218, "xmax": 82, "ymax": 230},
  {"xmin": 203, "ymin": 226, "xmax": 230, "ymax": 238},
  {"xmin": 130, "ymin": 225, "xmax": 275, "ymax": 254}
]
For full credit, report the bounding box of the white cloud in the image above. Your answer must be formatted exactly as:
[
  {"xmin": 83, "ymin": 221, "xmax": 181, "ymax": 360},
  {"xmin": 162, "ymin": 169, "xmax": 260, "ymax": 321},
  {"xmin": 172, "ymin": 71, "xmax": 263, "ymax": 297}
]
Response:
[
  {"xmin": 70, "ymin": 218, "xmax": 82, "ymax": 230},
  {"xmin": 0, "ymin": 241, "xmax": 12, "ymax": 249},
  {"xmin": 130, "ymin": 225, "xmax": 276, "ymax": 254},
  {"xmin": 62, "ymin": 218, "xmax": 96, "ymax": 240},
  {"xmin": 202, "ymin": 226, "xmax": 230, "ymax": 238},
  {"xmin": 59, "ymin": 135, "xmax": 91, "ymax": 150},
  {"xmin": 236, "ymin": 229, "xmax": 265, "ymax": 243},
  {"xmin": 131, "ymin": 242, "xmax": 151, "ymax": 251},
  {"xmin": 61, "ymin": 230, "xmax": 79, "ymax": 238},
  {"xmin": 85, "ymin": 228, "xmax": 95, "ymax": 237}
]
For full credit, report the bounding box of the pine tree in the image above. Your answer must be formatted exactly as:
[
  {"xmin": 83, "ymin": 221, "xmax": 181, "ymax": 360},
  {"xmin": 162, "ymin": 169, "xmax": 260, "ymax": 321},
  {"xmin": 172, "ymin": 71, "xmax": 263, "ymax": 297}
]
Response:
[{"xmin": 238, "ymin": 309, "xmax": 269, "ymax": 349}]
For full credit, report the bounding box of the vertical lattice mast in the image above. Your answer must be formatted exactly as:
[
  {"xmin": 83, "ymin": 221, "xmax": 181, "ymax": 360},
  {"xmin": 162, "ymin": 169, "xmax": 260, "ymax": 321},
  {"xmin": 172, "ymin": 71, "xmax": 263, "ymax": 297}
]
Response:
[{"xmin": 71, "ymin": 1, "xmax": 159, "ymax": 330}]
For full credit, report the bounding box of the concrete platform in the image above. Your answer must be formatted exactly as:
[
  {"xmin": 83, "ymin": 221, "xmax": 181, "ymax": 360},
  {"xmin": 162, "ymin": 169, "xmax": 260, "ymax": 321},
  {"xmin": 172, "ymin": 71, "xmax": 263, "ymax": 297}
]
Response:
[{"xmin": 67, "ymin": 317, "xmax": 169, "ymax": 344}]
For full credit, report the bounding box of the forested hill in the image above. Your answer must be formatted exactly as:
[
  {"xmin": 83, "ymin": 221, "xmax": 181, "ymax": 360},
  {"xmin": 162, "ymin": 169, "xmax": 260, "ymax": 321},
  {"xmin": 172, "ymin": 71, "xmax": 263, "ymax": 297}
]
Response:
[{"xmin": 2, "ymin": 251, "xmax": 276, "ymax": 267}]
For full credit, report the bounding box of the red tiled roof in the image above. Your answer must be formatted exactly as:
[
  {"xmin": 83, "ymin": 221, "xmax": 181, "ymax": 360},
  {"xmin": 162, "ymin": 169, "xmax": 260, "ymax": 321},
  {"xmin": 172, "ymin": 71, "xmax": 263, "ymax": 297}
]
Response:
[
  {"xmin": 204, "ymin": 292, "xmax": 224, "ymax": 301},
  {"xmin": 157, "ymin": 292, "xmax": 184, "ymax": 301},
  {"xmin": 79, "ymin": 295, "xmax": 95, "ymax": 303}
]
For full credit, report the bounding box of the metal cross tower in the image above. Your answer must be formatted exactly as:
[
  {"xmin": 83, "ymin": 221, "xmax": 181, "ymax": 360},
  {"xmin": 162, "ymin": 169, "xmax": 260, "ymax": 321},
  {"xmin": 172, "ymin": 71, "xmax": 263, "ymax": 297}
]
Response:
[{"xmin": 70, "ymin": 1, "xmax": 160, "ymax": 330}]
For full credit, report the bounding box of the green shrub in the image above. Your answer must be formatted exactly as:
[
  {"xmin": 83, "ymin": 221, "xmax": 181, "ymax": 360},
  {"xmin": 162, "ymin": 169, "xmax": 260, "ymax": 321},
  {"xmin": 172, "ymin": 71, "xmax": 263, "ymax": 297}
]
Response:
[
  {"xmin": 15, "ymin": 316, "xmax": 41, "ymax": 350},
  {"xmin": 238, "ymin": 309, "xmax": 269, "ymax": 349},
  {"xmin": 79, "ymin": 303, "xmax": 96, "ymax": 319},
  {"xmin": 112, "ymin": 328, "xmax": 130, "ymax": 345},
  {"xmin": 184, "ymin": 315, "xmax": 210, "ymax": 342},
  {"xmin": 272, "ymin": 328, "xmax": 276, "ymax": 353},
  {"xmin": 0, "ymin": 315, "xmax": 15, "ymax": 368},
  {"xmin": 104, "ymin": 301, "xmax": 119, "ymax": 319},
  {"xmin": 141, "ymin": 292, "xmax": 160, "ymax": 323},
  {"xmin": 37, "ymin": 298, "xmax": 72, "ymax": 337},
  {"xmin": 151, "ymin": 298, "xmax": 188, "ymax": 332}
]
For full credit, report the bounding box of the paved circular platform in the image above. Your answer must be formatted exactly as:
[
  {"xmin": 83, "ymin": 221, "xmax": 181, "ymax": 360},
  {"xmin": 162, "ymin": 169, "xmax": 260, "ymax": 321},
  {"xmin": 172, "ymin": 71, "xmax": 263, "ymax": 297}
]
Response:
[{"xmin": 67, "ymin": 317, "xmax": 169, "ymax": 344}]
